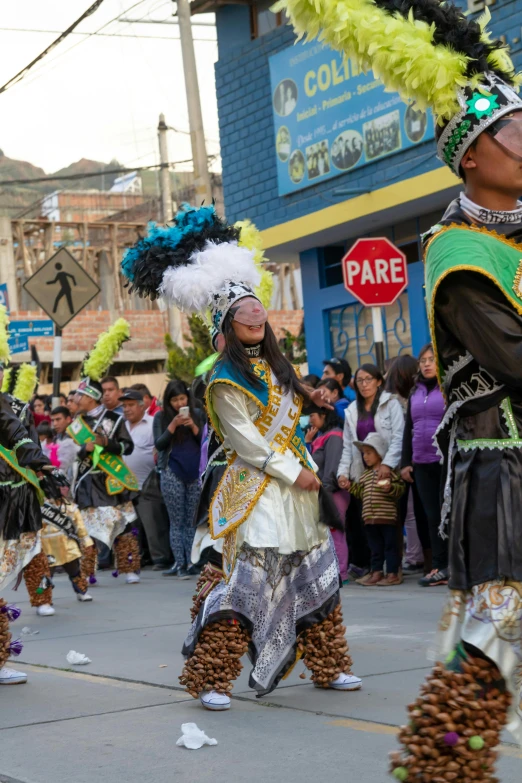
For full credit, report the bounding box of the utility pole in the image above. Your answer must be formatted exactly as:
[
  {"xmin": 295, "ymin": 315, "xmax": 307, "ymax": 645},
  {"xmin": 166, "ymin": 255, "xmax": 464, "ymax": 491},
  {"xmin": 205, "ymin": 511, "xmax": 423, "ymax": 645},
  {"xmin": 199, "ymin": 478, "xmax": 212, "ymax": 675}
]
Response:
[
  {"xmin": 158, "ymin": 113, "xmax": 183, "ymax": 347},
  {"xmin": 158, "ymin": 114, "xmax": 173, "ymax": 223},
  {"xmin": 0, "ymin": 217, "xmax": 18, "ymax": 312},
  {"xmin": 175, "ymin": 0, "xmax": 213, "ymax": 205}
]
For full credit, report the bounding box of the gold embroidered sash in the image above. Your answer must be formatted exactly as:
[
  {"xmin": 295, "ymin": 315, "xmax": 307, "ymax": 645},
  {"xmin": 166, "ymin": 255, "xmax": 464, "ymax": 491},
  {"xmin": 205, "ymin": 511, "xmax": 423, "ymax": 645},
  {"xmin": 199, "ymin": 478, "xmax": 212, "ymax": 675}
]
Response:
[{"xmin": 209, "ymin": 366, "xmax": 304, "ymax": 579}]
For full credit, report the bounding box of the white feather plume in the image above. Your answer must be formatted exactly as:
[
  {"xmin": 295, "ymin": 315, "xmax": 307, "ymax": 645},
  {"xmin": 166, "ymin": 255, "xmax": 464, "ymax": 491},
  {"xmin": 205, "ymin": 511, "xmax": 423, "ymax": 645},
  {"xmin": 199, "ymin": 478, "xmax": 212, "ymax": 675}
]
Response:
[{"xmin": 159, "ymin": 240, "xmax": 261, "ymax": 311}]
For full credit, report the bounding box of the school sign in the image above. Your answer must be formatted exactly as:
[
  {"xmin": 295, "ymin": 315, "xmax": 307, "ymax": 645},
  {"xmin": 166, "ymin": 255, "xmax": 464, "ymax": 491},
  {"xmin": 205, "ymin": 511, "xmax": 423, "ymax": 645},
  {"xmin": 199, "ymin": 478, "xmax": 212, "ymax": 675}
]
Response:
[{"xmin": 268, "ymin": 39, "xmax": 435, "ymax": 196}]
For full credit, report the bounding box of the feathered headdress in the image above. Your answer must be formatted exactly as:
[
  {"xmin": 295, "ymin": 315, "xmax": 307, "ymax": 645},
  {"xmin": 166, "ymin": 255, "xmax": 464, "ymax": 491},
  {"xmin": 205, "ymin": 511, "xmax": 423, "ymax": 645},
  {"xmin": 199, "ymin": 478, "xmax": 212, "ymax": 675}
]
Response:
[
  {"xmin": 12, "ymin": 364, "xmax": 38, "ymax": 404},
  {"xmin": 2, "ymin": 363, "xmax": 38, "ymax": 403},
  {"xmin": 78, "ymin": 318, "xmax": 130, "ymax": 401},
  {"xmin": 0, "ymin": 304, "xmax": 10, "ymax": 370},
  {"xmin": 121, "ymin": 204, "xmax": 271, "ymax": 333},
  {"xmin": 276, "ymin": 0, "xmax": 522, "ymax": 174}
]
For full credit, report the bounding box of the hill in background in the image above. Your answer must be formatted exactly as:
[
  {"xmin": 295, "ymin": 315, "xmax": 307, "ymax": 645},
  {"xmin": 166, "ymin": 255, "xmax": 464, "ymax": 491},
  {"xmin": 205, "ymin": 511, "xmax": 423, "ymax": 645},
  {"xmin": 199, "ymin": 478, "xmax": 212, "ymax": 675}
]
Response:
[{"xmin": 0, "ymin": 149, "xmax": 124, "ymax": 218}]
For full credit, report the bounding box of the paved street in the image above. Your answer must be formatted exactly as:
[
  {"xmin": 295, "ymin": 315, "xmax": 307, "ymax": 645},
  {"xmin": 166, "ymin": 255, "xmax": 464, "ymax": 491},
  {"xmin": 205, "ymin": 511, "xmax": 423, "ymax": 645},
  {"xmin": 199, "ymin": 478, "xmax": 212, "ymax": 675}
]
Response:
[{"xmin": 2, "ymin": 570, "xmax": 521, "ymax": 783}]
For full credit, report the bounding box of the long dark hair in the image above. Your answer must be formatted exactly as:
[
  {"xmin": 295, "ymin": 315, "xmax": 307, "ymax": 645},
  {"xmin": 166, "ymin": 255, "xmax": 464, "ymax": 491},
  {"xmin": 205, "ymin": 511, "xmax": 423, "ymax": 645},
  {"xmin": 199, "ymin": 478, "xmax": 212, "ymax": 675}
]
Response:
[
  {"xmin": 161, "ymin": 379, "xmax": 199, "ymax": 443},
  {"xmin": 315, "ymin": 407, "xmax": 343, "ymax": 433},
  {"xmin": 221, "ymin": 315, "xmax": 307, "ymax": 398},
  {"xmin": 354, "ymin": 364, "xmax": 384, "ymax": 419},
  {"xmin": 385, "ymin": 354, "xmax": 419, "ymax": 399}
]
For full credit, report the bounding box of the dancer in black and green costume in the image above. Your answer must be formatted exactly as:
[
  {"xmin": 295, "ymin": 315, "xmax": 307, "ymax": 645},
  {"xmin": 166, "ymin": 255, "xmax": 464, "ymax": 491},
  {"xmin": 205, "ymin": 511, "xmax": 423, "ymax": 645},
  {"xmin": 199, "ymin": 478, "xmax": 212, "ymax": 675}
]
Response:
[
  {"xmin": 69, "ymin": 320, "xmax": 140, "ymax": 585},
  {"xmin": 0, "ymin": 311, "xmax": 66, "ymax": 683},
  {"xmin": 278, "ymin": 0, "xmax": 522, "ymax": 778}
]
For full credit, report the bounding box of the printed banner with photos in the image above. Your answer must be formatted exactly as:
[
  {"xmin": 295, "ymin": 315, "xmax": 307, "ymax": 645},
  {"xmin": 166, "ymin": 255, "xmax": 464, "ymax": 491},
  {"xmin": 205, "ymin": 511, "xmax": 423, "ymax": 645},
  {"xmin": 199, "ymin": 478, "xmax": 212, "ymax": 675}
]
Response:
[{"xmin": 269, "ymin": 39, "xmax": 435, "ymax": 196}]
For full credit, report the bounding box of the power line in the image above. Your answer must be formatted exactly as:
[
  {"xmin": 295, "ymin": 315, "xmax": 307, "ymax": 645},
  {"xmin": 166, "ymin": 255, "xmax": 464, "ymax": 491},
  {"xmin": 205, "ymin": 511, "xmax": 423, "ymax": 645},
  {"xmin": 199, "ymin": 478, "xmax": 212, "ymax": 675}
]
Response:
[
  {"xmin": 119, "ymin": 16, "xmax": 215, "ymax": 25},
  {"xmin": 1, "ymin": 0, "xmax": 152, "ymax": 94},
  {"xmin": 0, "ymin": 26, "xmax": 216, "ymax": 41},
  {"xmin": 0, "ymin": 0, "xmax": 106, "ymax": 95}
]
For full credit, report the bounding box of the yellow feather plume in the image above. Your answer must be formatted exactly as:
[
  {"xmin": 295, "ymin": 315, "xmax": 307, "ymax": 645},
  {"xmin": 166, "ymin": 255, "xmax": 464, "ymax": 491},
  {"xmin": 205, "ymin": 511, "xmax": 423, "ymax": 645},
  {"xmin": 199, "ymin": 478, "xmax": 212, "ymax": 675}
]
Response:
[
  {"xmin": 274, "ymin": 0, "xmax": 471, "ymax": 120},
  {"xmin": 13, "ymin": 364, "xmax": 38, "ymax": 404},
  {"xmin": 1, "ymin": 367, "xmax": 11, "ymax": 393},
  {"xmin": 82, "ymin": 318, "xmax": 131, "ymax": 382},
  {"xmin": 0, "ymin": 304, "xmax": 10, "ymax": 366},
  {"xmin": 235, "ymin": 219, "xmax": 274, "ymax": 309}
]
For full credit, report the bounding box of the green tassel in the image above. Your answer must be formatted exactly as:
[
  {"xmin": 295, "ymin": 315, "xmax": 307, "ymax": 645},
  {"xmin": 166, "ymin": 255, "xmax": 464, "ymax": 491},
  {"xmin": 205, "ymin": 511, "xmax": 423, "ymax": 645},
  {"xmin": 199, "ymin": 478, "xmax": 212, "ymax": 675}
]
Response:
[{"xmin": 36, "ymin": 587, "xmax": 44, "ymax": 595}]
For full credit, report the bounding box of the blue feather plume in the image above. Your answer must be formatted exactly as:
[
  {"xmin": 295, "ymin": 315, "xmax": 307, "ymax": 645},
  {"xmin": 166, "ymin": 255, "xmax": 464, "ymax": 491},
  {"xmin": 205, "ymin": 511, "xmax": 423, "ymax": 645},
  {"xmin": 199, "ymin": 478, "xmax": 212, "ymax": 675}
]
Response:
[
  {"xmin": 121, "ymin": 204, "xmax": 216, "ymax": 282},
  {"xmin": 120, "ymin": 203, "xmax": 240, "ymax": 299}
]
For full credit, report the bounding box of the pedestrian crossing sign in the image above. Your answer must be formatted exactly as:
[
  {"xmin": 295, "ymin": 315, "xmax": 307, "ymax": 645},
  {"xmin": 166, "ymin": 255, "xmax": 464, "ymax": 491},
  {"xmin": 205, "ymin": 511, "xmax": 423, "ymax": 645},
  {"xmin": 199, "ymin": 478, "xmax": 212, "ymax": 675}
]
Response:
[{"xmin": 23, "ymin": 248, "xmax": 100, "ymax": 329}]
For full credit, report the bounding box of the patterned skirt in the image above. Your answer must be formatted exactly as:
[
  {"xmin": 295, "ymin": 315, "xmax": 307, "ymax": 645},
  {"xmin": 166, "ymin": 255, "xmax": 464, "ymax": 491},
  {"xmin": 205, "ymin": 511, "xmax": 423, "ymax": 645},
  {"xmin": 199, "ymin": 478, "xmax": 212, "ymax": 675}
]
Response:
[
  {"xmin": 437, "ymin": 579, "xmax": 522, "ymax": 744},
  {"xmin": 182, "ymin": 536, "xmax": 340, "ymax": 696},
  {"xmin": 0, "ymin": 532, "xmax": 40, "ymax": 593},
  {"xmin": 80, "ymin": 501, "xmax": 137, "ymax": 548}
]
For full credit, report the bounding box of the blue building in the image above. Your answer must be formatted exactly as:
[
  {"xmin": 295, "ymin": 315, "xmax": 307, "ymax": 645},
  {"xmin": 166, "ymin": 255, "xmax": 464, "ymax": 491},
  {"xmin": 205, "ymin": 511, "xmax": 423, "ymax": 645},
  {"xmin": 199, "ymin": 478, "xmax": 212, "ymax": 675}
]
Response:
[{"xmin": 193, "ymin": 0, "xmax": 522, "ymax": 375}]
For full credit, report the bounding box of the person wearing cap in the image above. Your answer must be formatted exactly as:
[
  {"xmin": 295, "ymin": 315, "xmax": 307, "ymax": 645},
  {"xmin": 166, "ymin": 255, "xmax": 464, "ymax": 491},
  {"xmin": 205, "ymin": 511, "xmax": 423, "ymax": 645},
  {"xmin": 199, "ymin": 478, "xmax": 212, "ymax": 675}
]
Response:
[
  {"xmin": 120, "ymin": 389, "xmax": 162, "ymax": 567},
  {"xmin": 322, "ymin": 357, "xmax": 356, "ymax": 403},
  {"xmin": 349, "ymin": 433, "xmax": 405, "ymax": 586},
  {"xmin": 120, "ymin": 390, "xmax": 155, "ymax": 491},
  {"xmin": 69, "ymin": 378, "xmax": 141, "ymax": 585},
  {"xmin": 129, "ymin": 383, "xmax": 161, "ymax": 417}
]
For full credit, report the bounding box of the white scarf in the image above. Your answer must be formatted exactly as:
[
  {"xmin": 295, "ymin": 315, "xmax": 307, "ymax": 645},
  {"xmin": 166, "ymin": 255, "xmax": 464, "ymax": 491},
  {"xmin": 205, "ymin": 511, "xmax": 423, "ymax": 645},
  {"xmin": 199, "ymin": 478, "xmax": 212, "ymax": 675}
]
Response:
[{"xmin": 460, "ymin": 192, "xmax": 522, "ymax": 226}]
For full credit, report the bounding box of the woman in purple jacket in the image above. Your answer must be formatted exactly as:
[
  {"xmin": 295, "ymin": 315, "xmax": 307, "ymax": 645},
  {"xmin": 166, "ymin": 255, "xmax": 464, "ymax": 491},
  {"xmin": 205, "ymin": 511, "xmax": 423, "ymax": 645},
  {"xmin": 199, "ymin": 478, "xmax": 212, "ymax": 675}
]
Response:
[{"xmin": 401, "ymin": 344, "xmax": 447, "ymax": 587}]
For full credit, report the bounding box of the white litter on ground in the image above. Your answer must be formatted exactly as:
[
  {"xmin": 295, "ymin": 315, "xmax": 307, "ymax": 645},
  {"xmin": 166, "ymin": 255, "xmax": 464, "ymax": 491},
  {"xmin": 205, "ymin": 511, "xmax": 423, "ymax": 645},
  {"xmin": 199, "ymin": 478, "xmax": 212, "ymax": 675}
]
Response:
[
  {"xmin": 176, "ymin": 723, "xmax": 218, "ymax": 750},
  {"xmin": 66, "ymin": 650, "xmax": 91, "ymax": 665}
]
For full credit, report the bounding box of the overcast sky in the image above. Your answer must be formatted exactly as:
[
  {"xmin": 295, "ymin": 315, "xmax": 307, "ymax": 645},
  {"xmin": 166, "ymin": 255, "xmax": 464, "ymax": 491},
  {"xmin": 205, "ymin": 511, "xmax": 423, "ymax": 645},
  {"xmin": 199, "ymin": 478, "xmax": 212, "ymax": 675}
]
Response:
[{"xmin": 0, "ymin": 0, "xmax": 219, "ymax": 173}]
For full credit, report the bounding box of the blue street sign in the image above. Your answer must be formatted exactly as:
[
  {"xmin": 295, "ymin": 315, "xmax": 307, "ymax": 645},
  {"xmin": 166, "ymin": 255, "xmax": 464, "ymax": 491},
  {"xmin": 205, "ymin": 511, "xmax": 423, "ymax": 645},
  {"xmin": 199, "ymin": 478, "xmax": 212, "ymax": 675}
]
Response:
[
  {"xmin": 8, "ymin": 334, "xmax": 29, "ymax": 354},
  {"xmin": 0, "ymin": 283, "xmax": 9, "ymax": 314},
  {"xmin": 8, "ymin": 319, "xmax": 54, "ymax": 338}
]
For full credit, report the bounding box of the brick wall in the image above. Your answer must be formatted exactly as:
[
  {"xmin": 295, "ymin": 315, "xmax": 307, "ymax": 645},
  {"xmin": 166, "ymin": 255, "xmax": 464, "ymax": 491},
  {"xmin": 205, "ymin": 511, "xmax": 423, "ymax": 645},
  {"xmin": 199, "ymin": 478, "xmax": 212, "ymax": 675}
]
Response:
[
  {"xmin": 268, "ymin": 309, "xmax": 303, "ymax": 340},
  {"xmin": 10, "ymin": 309, "xmax": 169, "ymax": 355},
  {"xmin": 215, "ymin": 2, "xmax": 522, "ymax": 231}
]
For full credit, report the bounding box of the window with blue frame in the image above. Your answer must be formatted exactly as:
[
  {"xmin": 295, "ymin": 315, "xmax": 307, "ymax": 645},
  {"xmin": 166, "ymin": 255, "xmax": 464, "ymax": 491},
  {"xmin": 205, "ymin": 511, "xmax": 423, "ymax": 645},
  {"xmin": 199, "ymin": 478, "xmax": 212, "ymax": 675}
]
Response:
[{"xmin": 328, "ymin": 295, "xmax": 412, "ymax": 371}]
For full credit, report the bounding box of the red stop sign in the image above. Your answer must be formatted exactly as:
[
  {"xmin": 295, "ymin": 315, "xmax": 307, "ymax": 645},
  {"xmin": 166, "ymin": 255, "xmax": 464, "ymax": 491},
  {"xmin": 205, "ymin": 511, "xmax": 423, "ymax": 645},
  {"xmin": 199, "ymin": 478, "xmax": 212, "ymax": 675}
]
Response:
[{"xmin": 342, "ymin": 237, "xmax": 408, "ymax": 307}]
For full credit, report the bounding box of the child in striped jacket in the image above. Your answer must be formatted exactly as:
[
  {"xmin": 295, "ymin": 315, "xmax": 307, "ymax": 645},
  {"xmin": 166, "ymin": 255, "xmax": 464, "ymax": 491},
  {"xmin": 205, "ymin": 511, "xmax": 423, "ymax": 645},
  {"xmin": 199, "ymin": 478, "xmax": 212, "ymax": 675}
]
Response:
[{"xmin": 349, "ymin": 432, "xmax": 405, "ymax": 587}]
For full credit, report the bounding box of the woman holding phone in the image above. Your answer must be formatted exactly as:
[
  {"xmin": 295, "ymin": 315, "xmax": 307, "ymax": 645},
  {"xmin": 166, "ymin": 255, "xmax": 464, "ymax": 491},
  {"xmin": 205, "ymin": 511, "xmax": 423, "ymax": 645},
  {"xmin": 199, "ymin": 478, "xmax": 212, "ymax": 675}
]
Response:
[{"xmin": 153, "ymin": 379, "xmax": 204, "ymax": 578}]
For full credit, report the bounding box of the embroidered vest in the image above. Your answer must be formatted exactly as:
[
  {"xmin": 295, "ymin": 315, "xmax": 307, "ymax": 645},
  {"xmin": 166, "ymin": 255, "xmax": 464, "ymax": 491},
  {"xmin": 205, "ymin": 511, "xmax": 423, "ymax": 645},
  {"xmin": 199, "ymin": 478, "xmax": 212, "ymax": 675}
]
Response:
[
  {"xmin": 206, "ymin": 358, "xmax": 311, "ymax": 579},
  {"xmin": 425, "ymin": 223, "xmax": 522, "ymax": 384}
]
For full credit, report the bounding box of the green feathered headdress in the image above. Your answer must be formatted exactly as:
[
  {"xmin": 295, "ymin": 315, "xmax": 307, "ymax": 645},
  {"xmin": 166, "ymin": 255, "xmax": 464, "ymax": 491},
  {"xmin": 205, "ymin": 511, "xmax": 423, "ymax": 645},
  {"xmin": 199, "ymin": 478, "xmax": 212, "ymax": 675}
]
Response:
[
  {"xmin": 82, "ymin": 319, "xmax": 131, "ymax": 382},
  {"xmin": 12, "ymin": 364, "xmax": 38, "ymax": 404},
  {"xmin": 0, "ymin": 304, "xmax": 10, "ymax": 369},
  {"xmin": 275, "ymin": 0, "xmax": 522, "ymax": 173},
  {"xmin": 1, "ymin": 367, "xmax": 12, "ymax": 393}
]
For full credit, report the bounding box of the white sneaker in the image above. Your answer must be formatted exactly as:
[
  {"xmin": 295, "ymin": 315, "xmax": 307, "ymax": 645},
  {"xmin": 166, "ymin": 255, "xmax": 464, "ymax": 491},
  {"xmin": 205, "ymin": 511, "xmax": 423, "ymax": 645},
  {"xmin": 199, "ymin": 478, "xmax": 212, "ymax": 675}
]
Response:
[
  {"xmin": 126, "ymin": 573, "xmax": 140, "ymax": 584},
  {"xmin": 327, "ymin": 672, "xmax": 362, "ymax": 691},
  {"xmin": 77, "ymin": 592, "xmax": 93, "ymax": 602},
  {"xmin": 0, "ymin": 667, "xmax": 27, "ymax": 685},
  {"xmin": 199, "ymin": 690, "xmax": 231, "ymax": 711},
  {"xmin": 36, "ymin": 604, "xmax": 55, "ymax": 616}
]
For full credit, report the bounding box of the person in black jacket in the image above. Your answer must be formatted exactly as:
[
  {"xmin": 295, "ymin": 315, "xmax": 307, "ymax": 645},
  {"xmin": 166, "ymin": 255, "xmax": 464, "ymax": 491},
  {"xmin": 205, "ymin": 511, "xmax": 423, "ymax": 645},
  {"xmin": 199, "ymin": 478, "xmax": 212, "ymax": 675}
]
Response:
[
  {"xmin": 70, "ymin": 379, "xmax": 140, "ymax": 584},
  {"xmin": 0, "ymin": 391, "xmax": 60, "ymax": 684},
  {"xmin": 154, "ymin": 380, "xmax": 204, "ymax": 579}
]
